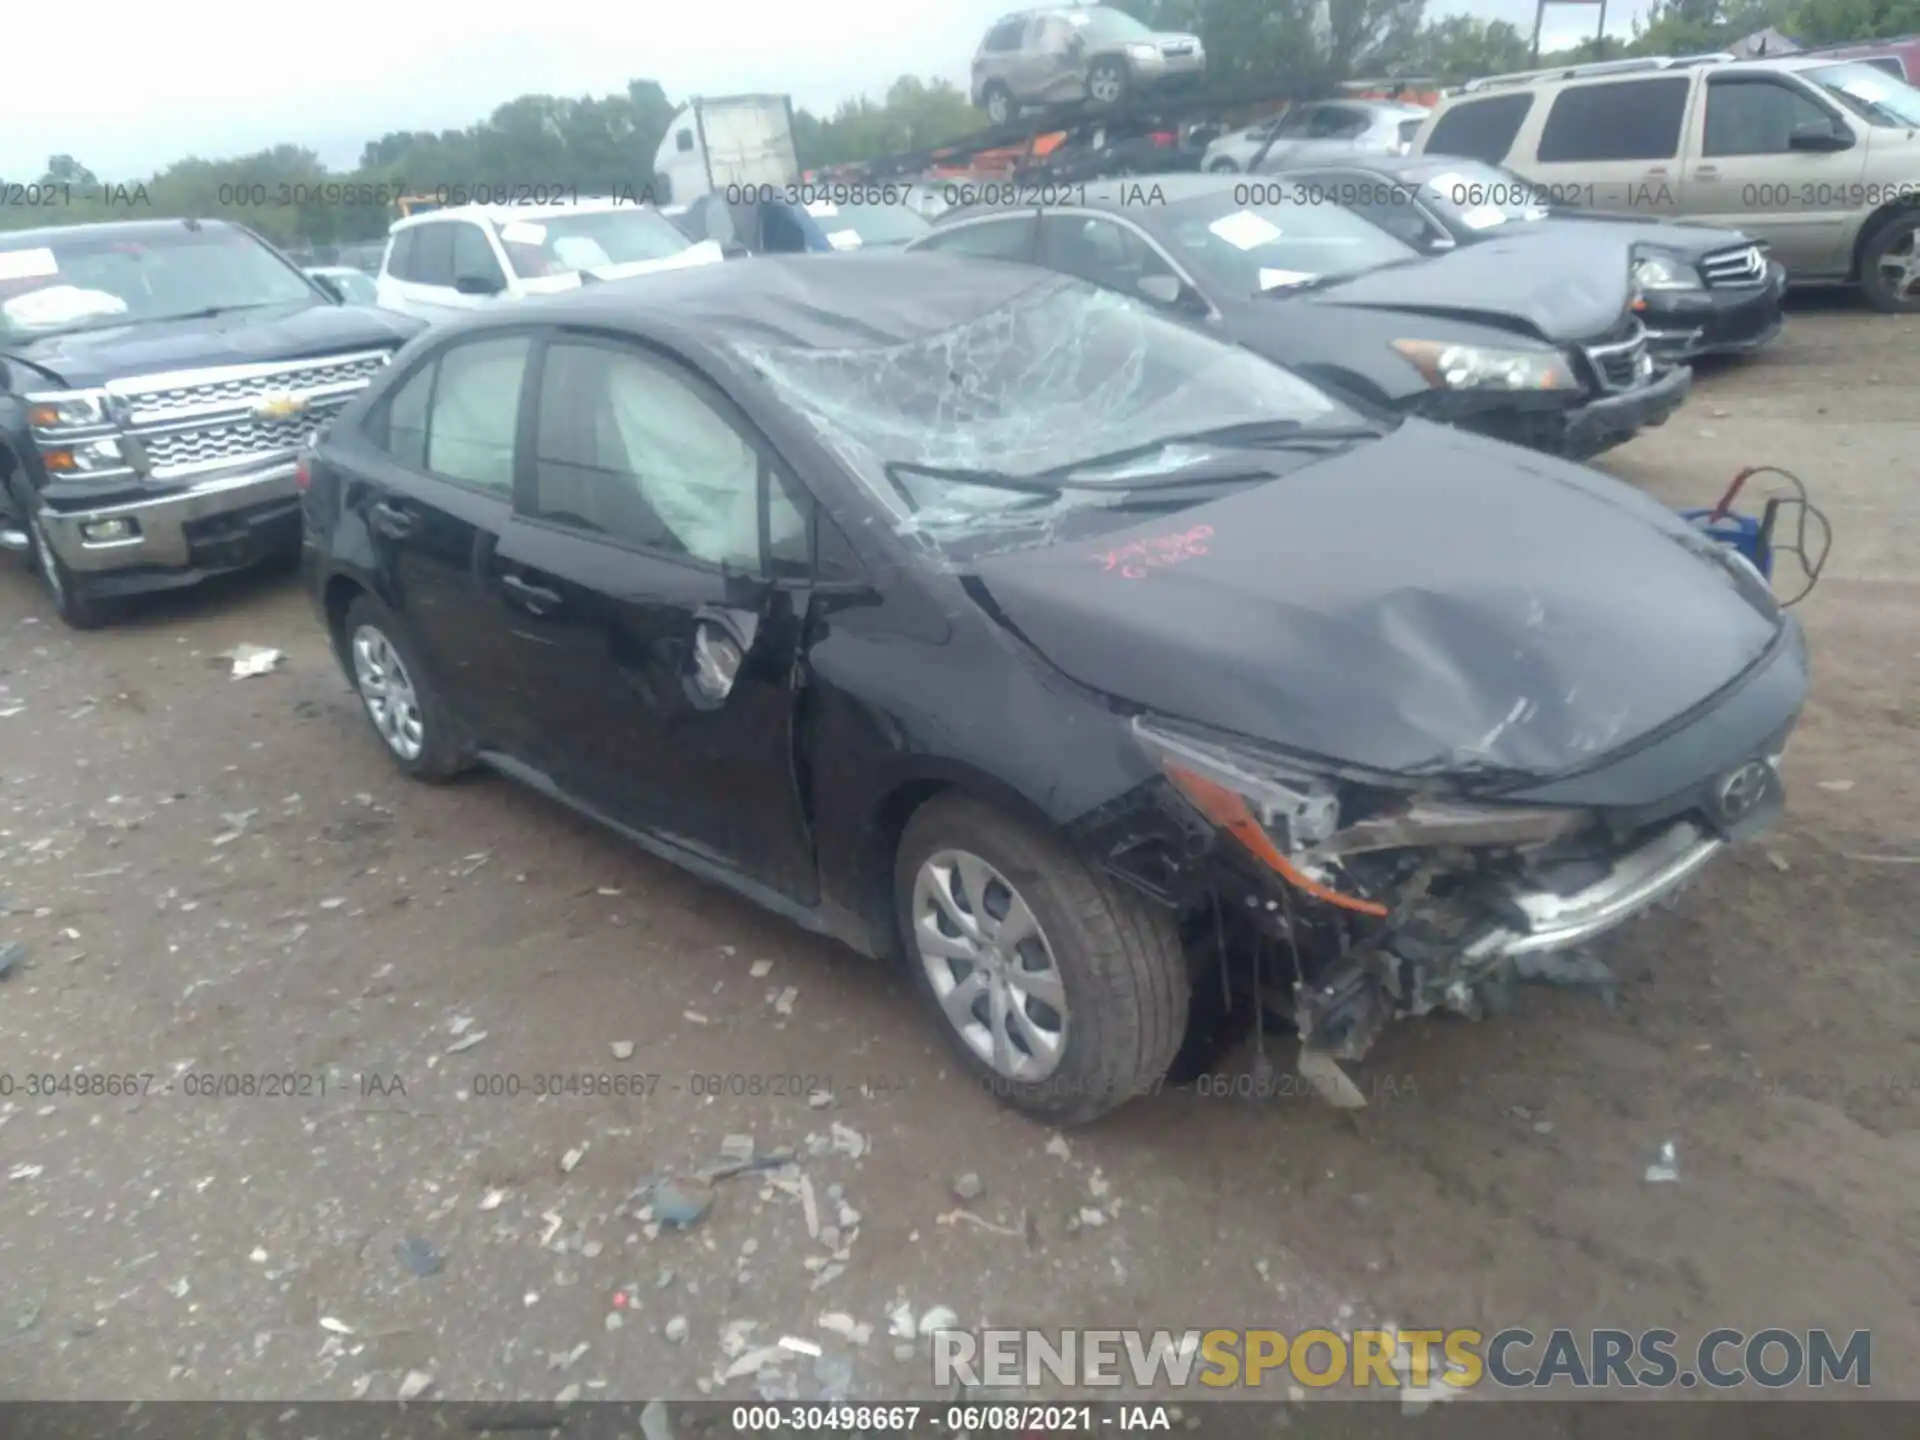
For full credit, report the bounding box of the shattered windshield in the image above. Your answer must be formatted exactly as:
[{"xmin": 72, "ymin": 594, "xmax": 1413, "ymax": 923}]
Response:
[{"xmin": 737, "ymin": 277, "xmax": 1355, "ymax": 548}]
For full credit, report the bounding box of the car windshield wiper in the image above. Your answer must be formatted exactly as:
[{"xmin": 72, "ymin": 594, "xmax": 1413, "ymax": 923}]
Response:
[
  {"xmin": 884, "ymin": 425, "xmax": 1382, "ymax": 504},
  {"xmin": 153, "ymin": 300, "xmax": 298, "ymax": 323},
  {"xmin": 1156, "ymin": 421, "xmax": 1388, "ymax": 452}
]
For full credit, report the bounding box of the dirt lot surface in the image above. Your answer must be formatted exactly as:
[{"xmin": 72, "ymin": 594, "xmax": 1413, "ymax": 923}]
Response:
[{"xmin": 2, "ymin": 296, "xmax": 1916, "ymax": 1421}]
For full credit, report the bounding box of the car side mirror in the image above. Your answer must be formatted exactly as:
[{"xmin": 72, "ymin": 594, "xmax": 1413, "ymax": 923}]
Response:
[
  {"xmin": 1137, "ymin": 274, "xmax": 1207, "ymax": 314},
  {"xmin": 1788, "ymin": 121, "xmax": 1852, "ymax": 151},
  {"xmin": 310, "ymin": 273, "xmax": 346, "ymax": 303},
  {"xmin": 453, "ymin": 272, "xmax": 504, "ymax": 296}
]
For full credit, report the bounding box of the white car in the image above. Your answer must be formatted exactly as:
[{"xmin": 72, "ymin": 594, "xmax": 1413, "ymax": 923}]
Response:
[
  {"xmin": 375, "ymin": 198, "xmax": 725, "ymax": 322},
  {"xmin": 1202, "ymin": 99, "xmax": 1430, "ymax": 172}
]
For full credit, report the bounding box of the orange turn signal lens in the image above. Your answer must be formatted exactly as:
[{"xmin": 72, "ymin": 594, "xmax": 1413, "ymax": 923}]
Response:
[
  {"xmin": 42, "ymin": 450, "xmax": 78, "ymax": 472},
  {"xmin": 1163, "ymin": 763, "xmax": 1389, "ymax": 917}
]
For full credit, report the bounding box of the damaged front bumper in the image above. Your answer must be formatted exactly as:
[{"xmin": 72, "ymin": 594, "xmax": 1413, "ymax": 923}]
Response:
[{"xmin": 1087, "ymin": 712, "xmax": 1792, "ymax": 1102}]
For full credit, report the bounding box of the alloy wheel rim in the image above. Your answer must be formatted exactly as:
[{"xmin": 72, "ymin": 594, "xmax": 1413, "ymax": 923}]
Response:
[
  {"xmin": 351, "ymin": 624, "xmax": 425, "ymax": 761},
  {"xmin": 912, "ymin": 848, "xmax": 1068, "ymax": 1082},
  {"xmin": 1090, "ymin": 68, "xmax": 1122, "ymax": 102},
  {"xmin": 1876, "ymin": 224, "xmax": 1920, "ymax": 301},
  {"xmin": 988, "ymin": 91, "xmax": 1009, "ymax": 124}
]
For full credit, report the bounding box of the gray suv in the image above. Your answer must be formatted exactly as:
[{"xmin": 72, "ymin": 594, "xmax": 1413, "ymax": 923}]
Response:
[{"xmin": 971, "ymin": 5, "xmax": 1206, "ymax": 126}]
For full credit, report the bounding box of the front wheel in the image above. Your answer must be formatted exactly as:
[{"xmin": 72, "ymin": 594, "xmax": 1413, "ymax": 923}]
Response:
[
  {"xmin": 1859, "ymin": 209, "xmax": 1920, "ymax": 313},
  {"xmin": 23, "ymin": 503, "xmax": 106, "ymax": 629},
  {"xmin": 1208, "ymin": 158, "xmax": 1239, "ymax": 173},
  {"xmin": 895, "ymin": 794, "xmax": 1189, "ymax": 1124}
]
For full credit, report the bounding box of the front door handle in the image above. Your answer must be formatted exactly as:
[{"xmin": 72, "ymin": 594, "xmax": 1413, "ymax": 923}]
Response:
[
  {"xmin": 369, "ymin": 500, "xmax": 416, "ymax": 539},
  {"xmin": 500, "ymin": 573, "xmax": 562, "ymax": 613}
]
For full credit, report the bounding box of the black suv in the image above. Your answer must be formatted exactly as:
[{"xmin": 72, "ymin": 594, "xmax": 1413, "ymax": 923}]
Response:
[{"xmin": 1, "ymin": 218, "xmax": 422, "ymax": 627}]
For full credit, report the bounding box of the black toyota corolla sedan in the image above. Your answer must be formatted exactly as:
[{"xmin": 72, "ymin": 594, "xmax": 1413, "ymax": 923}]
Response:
[
  {"xmin": 301, "ymin": 252, "xmax": 1805, "ymax": 1123},
  {"xmin": 910, "ymin": 174, "xmax": 1690, "ymax": 457},
  {"xmin": 1257, "ymin": 152, "xmax": 1787, "ymax": 365}
]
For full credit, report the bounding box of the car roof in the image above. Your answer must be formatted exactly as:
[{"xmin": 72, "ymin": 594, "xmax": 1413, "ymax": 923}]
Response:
[
  {"xmin": 433, "ymin": 251, "xmax": 1087, "ymax": 355},
  {"xmin": 0, "ymin": 217, "xmax": 245, "ymax": 248},
  {"xmin": 390, "ymin": 198, "xmax": 667, "ymax": 231}
]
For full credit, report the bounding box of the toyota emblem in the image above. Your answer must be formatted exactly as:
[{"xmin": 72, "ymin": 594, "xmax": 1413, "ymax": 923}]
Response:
[{"xmin": 1715, "ymin": 761, "xmax": 1769, "ymax": 823}]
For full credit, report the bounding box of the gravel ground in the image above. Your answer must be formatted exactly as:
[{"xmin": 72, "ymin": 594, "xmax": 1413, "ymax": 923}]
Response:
[{"xmin": 1, "ymin": 295, "xmax": 1915, "ymax": 1414}]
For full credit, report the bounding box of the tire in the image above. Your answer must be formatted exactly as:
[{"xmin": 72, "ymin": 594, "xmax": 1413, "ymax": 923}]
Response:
[
  {"xmin": 19, "ymin": 495, "xmax": 106, "ymax": 630},
  {"xmin": 1208, "ymin": 158, "xmax": 1239, "ymax": 173},
  {"xmin": 341, "ymin": 594, "xmax": 469, "ymax": 781},
  {"xmin": 1858, "ymin": 209, "xmax": 1920, "ymax": 313},
  {"xmin": 895, "ymin": 793, "xmax": 1189, "ymax": 1124},
  {"xmin": 983, "ymin": 83, "xmax": 1014, "ymax": 127},
  {"xmin": 1086, "ymin": 59, "xmax": 1130, "ymax": 108}
]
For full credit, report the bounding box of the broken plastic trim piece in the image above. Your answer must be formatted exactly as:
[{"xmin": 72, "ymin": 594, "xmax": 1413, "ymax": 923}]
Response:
[
  {"xmin": 1162, "ymin": 764, "xmax": 1389, "ymax": 917},
  {"xmin": 1301, "ymin": 798, "xmax": 1590, "ymax": 860}
]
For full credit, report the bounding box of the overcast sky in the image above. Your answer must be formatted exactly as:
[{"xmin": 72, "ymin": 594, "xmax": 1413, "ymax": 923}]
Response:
[{"xmin": 0, "ymin": 0, "xmax": 1646, "ymax": 182}]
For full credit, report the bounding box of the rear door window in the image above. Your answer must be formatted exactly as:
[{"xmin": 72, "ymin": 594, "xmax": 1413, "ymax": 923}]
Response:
[
  {"xmin": 982, "ymin": 18, "xmax": 1026, "ymax": 52},
  {"xmin": 425, "ymin": 336, "xmax": 530, "ymax": 494},
  {"xmin": 451, "ymin": 223, "xmax": 505, "ymax": 288},
  {"xmin": 384, "ymin": 228, "xmax": 417, "ymax": 281},
  {"xmin": 409, "ymin": 223, "xmax": 457, "ymax": 288},
  {"xmin": 1537, "ymin": 78, "xmax": 1691, "ymax": 161},
  {"xmin": 1423, "ymin": 94, "xmax": 1533, "ymax": 163}
]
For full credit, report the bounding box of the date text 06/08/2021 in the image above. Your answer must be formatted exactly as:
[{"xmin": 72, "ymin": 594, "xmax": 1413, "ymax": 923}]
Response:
[{"xmin": 721, "ymin": 1402, "xmax": 1170, "ymax": 1433}]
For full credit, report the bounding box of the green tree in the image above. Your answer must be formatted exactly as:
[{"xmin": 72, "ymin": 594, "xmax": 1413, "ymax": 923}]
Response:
[
  {"xmin": 40, "ymin": 154, "xmax": 100, "ymax": 189},
  {"xmin": 1405, "ymin": 16, "xmax": 1535, "ymax": 80},
  {"xmin": 1789, "ymin": 0, "xmax": 1920, "ymax": 42}
]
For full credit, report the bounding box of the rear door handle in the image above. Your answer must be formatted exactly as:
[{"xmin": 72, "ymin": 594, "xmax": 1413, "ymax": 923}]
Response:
[
  {"xmin": 369, "ymin": 500, "xmax": 416, "ymax": 539},
  {"xmin": 1693, "ymin": 165, "xmax": 1718, "ymax": 177},
  {"xmin": 500, "ymin": 573, "xmax": 562, "ymax": 613}
]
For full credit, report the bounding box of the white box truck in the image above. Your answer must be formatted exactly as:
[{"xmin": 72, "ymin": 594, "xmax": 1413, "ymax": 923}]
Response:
[{"xmin": 653, "ymin": 95, "xmax": 802, "ymax": 204}]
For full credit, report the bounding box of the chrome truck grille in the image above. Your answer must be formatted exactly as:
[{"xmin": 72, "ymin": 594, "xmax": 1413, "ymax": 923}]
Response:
[
  {"xmin": 104, "ymin": 349, "xmax": 392, "ymax": 482},
  {"xmin": 1700, "ymin": 244, "xmax": 1767, "ymax": 288},
  {"xmin": 1582, "ymin": 319, "xmax": 1654, "ymax": 392}
]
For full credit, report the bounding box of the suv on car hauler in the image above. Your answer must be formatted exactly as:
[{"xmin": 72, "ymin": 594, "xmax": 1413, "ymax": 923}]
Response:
[
  {"xmin": 972, "ymin": 4, "xmax": 1206, "ymax": 125},
  {"xmin": 0, "ymin": 219, "xmax": 422, "ymax": 627},
  {"xmin": 1411, "ymin": 53, "xmax": 1920, "ymax": 311}
]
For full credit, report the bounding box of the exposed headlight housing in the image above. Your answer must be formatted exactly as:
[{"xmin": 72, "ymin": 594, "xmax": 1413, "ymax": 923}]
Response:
[
  {"xmin": 25, "ymin": 389, "xmax": 114, "ymax": 435},
  {"xmin": 1632, "ymin": 252, "xmax": 1702, "ymax": 291},
  {"xmin": 1133, "ymin": 717, "xmax": 1593, "ymax": 916},
  {"xmin": 1390, "ymin": 340, "xmax": 1578, "ymax": 392},
  {"xmin": 39, "ymin": 435, "xmax": 131, "ymax": 476},
  {"xmin": 1126, "ymin": 42, "xmax": 1160, "ymax": 58}
]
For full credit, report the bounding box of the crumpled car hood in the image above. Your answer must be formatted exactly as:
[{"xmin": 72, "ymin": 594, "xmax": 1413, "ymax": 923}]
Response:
[
  {"xmin": 1308, "ymin": 233, "xmax": 1633, "ymax": 342},
  {"xmin": 972, "ymin": 421, "xmax": 1783, "ymax": 779}
]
